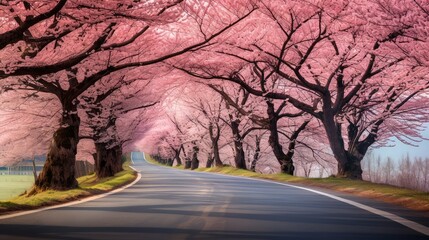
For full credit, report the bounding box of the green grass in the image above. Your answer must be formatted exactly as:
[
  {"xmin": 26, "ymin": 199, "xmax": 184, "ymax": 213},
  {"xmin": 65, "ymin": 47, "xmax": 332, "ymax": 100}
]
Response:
[
  {"xmin": 0, "ymin": 157, "xmax": 137, "ymax": 214},
  {"xmin": 147, "ymin": 156, "xmax": 429, "ymax": 212},
  {"xmin": 0, "ymin": 175, "xmax": 35, "ymax": 201},
  {"xmin": 144, "ymin": 154, "xmax": 165, "ymax": 166}
]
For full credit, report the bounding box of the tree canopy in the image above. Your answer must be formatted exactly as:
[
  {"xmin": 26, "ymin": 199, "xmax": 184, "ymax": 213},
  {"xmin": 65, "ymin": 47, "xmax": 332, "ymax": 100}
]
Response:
[{"xmin": 0, "ymin": 0, "xmax": 428, "ymax": 189}]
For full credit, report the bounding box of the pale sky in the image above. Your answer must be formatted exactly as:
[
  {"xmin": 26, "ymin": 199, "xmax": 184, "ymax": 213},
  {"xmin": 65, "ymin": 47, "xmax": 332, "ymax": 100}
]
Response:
[{"xmin": 372, "ymin": 125, "xmax": 429, "ymax": 161}]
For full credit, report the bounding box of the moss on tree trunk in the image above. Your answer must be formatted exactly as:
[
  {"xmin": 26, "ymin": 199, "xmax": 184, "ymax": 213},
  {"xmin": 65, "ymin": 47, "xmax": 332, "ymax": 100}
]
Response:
[
  {"xmin": 94, "ymin": 143, "xmax": 123, "ymax": 178},
  {"xmin": 34, "ymin": 124, "xmax": 79, "ymax": 191}
]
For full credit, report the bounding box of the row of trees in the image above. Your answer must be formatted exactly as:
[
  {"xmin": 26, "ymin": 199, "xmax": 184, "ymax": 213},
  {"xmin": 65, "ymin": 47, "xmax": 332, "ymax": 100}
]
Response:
[
  {"xmin": 147, "ymin": 81, "xmax": 333, "ymax": 176},
  {"xmin": 146, "ymin": 0, "xmax": 429, "ymax": 181},
  {"xmin": 0, "ymin": 0, "xmax": 256, "ymax": 191},
  {"xmin": 0, "ymin": 0, "xmax": 428, "ymax": 193}
]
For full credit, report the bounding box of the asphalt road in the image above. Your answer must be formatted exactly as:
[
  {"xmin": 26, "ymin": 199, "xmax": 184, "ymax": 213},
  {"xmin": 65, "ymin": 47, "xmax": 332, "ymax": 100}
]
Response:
[{"xmin": 0, "ymin": 152, "xmax": 428, "ymax": 240}]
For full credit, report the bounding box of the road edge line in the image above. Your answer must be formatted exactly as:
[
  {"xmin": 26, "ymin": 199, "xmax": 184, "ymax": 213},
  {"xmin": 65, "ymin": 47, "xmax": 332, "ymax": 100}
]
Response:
[
  {"xmin": 254, "ymin": 177, "xmax": 429, "ymax": 236},
  {"xmin": 150, "ymin": 159, "xmax": 429, "ymax": 236},
  {"xmin": 0, "ymin": 166, "xmax": 142, "ymax": 221}
]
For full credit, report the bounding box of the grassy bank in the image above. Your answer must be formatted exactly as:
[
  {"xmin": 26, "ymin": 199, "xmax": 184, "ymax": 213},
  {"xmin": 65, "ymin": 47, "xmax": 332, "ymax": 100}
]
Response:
[
  {"xmin": 0, "ymin": 156, "xmax": 137, "ymax": 214},
  {"xmin": 145, "ymin": 154, "xmax": 429, "ymax": 212}
]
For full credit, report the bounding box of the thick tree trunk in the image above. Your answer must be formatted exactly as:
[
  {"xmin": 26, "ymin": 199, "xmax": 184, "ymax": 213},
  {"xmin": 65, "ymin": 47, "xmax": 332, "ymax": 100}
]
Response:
[
  {"xmin": 191, "ymin": 158, "xmax": 199, "ymax": 169},
  {"xmin": 34, "ymin": 109, "xmax": 79, "ymax": 191},
  {"xmin": 341, "ymin": 150, "xmax": 363, "ymax": 180},
  {"xmin": 182, "ymin": 145, "xmax": 191, "ymax": 169},
  {"xmin": 94, "ymin": 143, "xmax": 123, "ymax": 178},
  {"xmin": 266, "ymin": 101, "xmax": 294, "ymax": 175},
  {"xmin": 321, "ymin": 100, "xmax": 363, "ymax": 179},
  {"xmin": 191, "ymin": 145, "xmax": 199, "ymax": 170},
  {"xmin": 322, "ymin": 115, "xmax": 351, "ymax": 177},
  {"xmin": 212, "ymin": 141, "xmax": 223, "ymax": 167},
  {"xmin": 184, "ymin": 159, "xmax": 191, "ymax": 169},
  {"xmin": 231, "ymin": 120, "xmax": 246, "ymax": 169},
  {"xmin": 340, "ymin": 123, "xmax": 376, "ymax": 180}
]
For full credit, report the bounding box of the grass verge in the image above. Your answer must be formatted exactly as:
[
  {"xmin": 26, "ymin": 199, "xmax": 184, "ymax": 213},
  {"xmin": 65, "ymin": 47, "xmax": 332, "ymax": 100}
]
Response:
[
  {"xmin": 0, "ymin": 156, "xmax": 137, "ymax": 215},
  {"xmin": 145, "ymin": 154, "xmax": 429, "ymax": 213}
]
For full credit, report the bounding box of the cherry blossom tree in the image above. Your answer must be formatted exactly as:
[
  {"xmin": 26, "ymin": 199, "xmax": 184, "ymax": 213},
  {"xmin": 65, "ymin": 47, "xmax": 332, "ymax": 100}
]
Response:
[
  {"xmin": 80, "ymin": 72, "xmax": 158, "ymax": 178},
  {"xmin": 210, "ymin": 84, "xmax": 264, "ymax": 169},
  {"xmin": 0, "ymin": 0, "xmax": 132, "ymax": 78},
  {"xmin": 1, "ymin": 0, "xmax": 257, "ymax": 190},
  {"xmin": 0, "ymin": 90, "xmax": 58, "ymax": 166},
  {"xmin": 212, "ymin": 67, "xmax": 313, "ymax": 175},
  {"xmin": 175, "ymin": 58, "xmax": 318, "ymax": 175},
  {"xmin": 169, "ymin": 106, "xmax": 207, "ymax": 169},
  {"xmin": 254, "ymin": 0, "xmax": 429, "ymax": 179},
  {"xmin": 167, "ymin": 80, "xmax": 270, "ymax": 170},
  {"xmin": 150, "ymin": 129, "xmax": 181, "ymax": 166},
  {"xmin": 174, "ymin": 0, "xmax": 429, "ymax": 179},
  {"xmin": 3, "ymin": 0, "xmax": 428, "ymax": 185},
  {"xmin": 0, "ymin": 0, "xmax": 67, "ymax": 51},
  {"xmin": 167, "ymin": 82, "xmax": 228, "ymax": 168},
  {"xmin": 197, "ymin": 95, "xmax": 225, "ymax": 168}
]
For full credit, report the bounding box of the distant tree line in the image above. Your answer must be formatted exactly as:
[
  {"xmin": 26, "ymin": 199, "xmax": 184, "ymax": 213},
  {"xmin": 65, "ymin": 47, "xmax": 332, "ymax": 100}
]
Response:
[{"xmin": 363, "ymin": 154, "xmax": 429, "ymax": 192}]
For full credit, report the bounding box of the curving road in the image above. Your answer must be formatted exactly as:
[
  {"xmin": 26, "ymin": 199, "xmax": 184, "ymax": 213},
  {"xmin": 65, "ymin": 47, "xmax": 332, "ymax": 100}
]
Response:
[{"xmin": 0, "ymin": 152, "xmax": 428, "ymax": 240}]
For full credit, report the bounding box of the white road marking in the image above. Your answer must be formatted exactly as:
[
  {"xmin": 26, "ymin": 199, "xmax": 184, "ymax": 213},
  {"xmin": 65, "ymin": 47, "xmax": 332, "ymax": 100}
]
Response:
[
  {"xmin": 261, "ymin": 178, "xmax": 429, "ymax": 236},
  {"xmin": 10, "ymin": 154, "xmax": 422, "ymax": 234},
  {"xmin": 147, "ymin": 158, "xmax": 429, "ymax": 236}
]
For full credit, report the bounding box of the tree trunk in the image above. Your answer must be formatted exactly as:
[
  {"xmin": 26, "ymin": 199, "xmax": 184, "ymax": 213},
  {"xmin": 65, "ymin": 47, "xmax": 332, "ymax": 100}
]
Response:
[
  {"xmin": 209, "ymin": 123, "xmax": 223, "ymax": 167},
  {"xmin": 341, "ymin": 123, "xmax": 377, "ymax": 180},
  {"xmin": 174, "ymin": 148, "xmax": 182, "ymax": 166},
  {"xmin": 184, "ymin": 159, "xmax": 191, "ymax": 169},
  {"xmin": 182, "ymin": 145, "xmax": 191, "ymax": 169},
  {"xmin": 342, "ymin": 150, "xmax": 363, "ymax": 180},
  {"xmin": 34, "ymin": 109, "xmax": 79, "ymax": 191},
  {"xmin": 323, "ymin": 118, "xmax": 352, "ymax": 178},
  {"xmin": 212, "ymin": 141, "xmax": 223, "ymax": 167},
  {"xmin": 94, "ymin": 143, "xmax": 123, "ymax": 178},
  {"xmin": 206, "ymin": 151, "xmax": 214, "ymax": 168},
  {"xmin": 341, "ymin": 122, "xmax": 364, "ymax": 179},
  {"xmin": 31, "ymin": 155, "xmax": 37, "ymax": 182},
  {"xmin": 321, "ymin": 99, "xmax": 363, "ymax": 179},
  {"xmin": 231, "ymin": 120, "xmax": 246, "ymax": 169},
  {"xmin": 266, "ymin": 101, "xmax": 294, "ymax": 175},
  {"xmin": 250, "ymin": 136, "xmax": 261, "ymax": 172},
  {"xmin": 191, "ymin": 144, "xmax": 199, "ymax": 170},
  {"xmin": 166, "ymin": 158, "xmax": 174, "ymax": 166}
]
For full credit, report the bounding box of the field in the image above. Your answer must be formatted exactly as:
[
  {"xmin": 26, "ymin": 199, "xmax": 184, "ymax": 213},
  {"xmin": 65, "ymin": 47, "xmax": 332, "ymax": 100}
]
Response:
[{"xmin": 0, "ymin": 175, "xmax": 34, "ymax": 201}]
